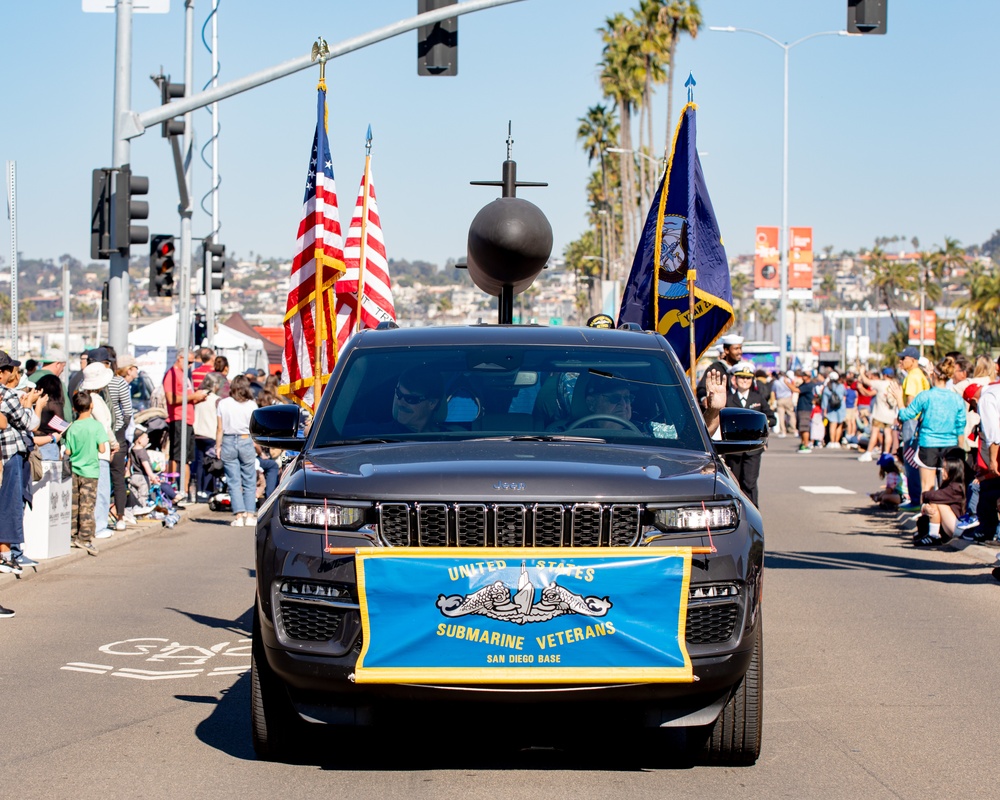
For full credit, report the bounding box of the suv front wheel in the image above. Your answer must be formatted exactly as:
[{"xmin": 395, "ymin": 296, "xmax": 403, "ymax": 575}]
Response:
[
  {"xmin": 694, "ymin": 619, "xmax": 763, "ymax": 766},
  {"xmin": 251, "ymin": 606, "xmax": 302, "ymax": 760}
]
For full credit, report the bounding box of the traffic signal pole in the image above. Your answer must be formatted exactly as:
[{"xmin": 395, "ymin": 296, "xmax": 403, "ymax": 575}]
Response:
[
  {"xmin": 178, "ymin": 0, "xmax": 195, "ymax": 499},
  {"xmin": 109, "ymin": 0, "xmax": 526, "ymax": 357},
  {"xmin": 108, "ymin": 0, "xmax": 134, "ymax": 356}
]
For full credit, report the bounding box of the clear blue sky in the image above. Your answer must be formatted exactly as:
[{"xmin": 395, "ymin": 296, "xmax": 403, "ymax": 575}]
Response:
[{"xmin": 2, "ymin": 0, "xmax": 997, "ymax": 274}]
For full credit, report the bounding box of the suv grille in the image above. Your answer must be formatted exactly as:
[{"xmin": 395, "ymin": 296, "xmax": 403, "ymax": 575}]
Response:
[
  {"xmin": 686, "ymin": 602, "xmax": 739, "ymax": 644},
  {"xmin": 378, "ymin": 502, "xmax": 641, "ymax": 547}
]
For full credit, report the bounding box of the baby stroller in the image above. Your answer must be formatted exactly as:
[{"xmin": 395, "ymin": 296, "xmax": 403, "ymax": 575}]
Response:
[
  {"xmin": 206, "ymin": 453, "xmax": 232, "ymax": 513},
  {"xmin": 148, "ymin": 482, "xmax": 182, "ymax": 528}
]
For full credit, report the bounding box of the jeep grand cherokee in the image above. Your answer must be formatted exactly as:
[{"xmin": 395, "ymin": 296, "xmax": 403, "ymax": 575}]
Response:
[{"xmin": 249, "ymin": 324, "xmax": 766, "ymax": 765}]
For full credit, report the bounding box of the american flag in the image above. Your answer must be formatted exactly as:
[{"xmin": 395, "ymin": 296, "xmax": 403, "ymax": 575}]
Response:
[
  {"xmin": 335, "ymin": 142, "xmax": 395, "ymax": 352},
  {"xmin": 281, "ymin": 84, "xmax": 345, "ymax": 410}
]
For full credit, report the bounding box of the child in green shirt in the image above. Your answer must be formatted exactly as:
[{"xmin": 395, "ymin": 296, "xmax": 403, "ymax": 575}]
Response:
[{"xmin": 62, "ymin": 392, "xmax": 108, "ymax": 555}]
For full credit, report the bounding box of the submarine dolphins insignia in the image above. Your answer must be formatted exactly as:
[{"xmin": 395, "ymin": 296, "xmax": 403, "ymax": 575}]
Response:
[{"xmin": 436, "ymin": 561, "xmax": 612, "ymax": 625}]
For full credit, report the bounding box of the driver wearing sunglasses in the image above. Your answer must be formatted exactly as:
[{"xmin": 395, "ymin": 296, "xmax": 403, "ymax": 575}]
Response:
[
  {"xmin": 583, "ymin": 379, "xmax": 636, "ymax": 430},
  {"xmin": 390, "ymin": 368, "xmax": 442, "ymax": 433}
]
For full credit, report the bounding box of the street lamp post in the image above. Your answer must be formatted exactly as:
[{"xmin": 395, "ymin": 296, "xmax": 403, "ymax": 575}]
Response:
[{"xmin": 709, "ymin": 26, "xmax": 852, "ymax": 370}]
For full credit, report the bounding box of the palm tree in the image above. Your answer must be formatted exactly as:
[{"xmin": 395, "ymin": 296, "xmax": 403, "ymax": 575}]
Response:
[
  {"xmin": 657, "ymin": 1, "xmax": 702, "ymax": 161},
  {"xmin": 868, "ymin": 246, "xmax": 917, "ymax": 331},
  {"xmin": 789, "ymin": 300, "xmax": 803, "ymax": 352},
  {"xmin": 600, "ymin": 14, "xmax": 644, "ymax": 274},
  {"xmin": 632, "ymin": 0, "xmax": 669, "ymax": 205},
  {"xmin": 757, "ymin": 302, "xmax": 777, "ymax": 344},
  {"xmin": 730, "ymin": 272, "xmax": 751, "ymax": 327},
  {"xmin": 932, "ymin": 236, "xmax": 966, "ymax": 279},
  {"xmin": 956, "ymin": 262, "xmax": 1000, "ymax": 349},
  {"xmin": 577, "ymin": 104, "xmax": 620, "ymax": 280},
  {"xmin": 820, "ymin": 273, "xmax": 837, "ymax": 303}
]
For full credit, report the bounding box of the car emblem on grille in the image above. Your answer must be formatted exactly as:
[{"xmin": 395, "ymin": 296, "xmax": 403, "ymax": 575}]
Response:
[{"xmin": 493, "ymin": 480, "xmax": 526, "ymax": 491}]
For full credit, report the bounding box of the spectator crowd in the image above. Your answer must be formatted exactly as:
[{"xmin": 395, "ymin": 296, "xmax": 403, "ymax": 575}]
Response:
[
  {"xmin": 0, "ymin": 345, "xmax": 292, "ymax": 619},
  {"xmin": 741, "ymin": 344, "xmax": 1000, "ymax": 569}
]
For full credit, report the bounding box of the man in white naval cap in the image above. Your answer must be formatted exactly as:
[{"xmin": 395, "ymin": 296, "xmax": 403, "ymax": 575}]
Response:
[
  {"xmin": 696, "ymin": 332, "xmax": 745, "ymax": 405},
  {"xmin": 722, "ymin": 361, "xmax": 774, "ymax": 507}
]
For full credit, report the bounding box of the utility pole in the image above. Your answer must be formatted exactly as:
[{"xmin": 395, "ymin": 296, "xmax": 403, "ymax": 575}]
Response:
[
  {"xmin": 177, "ymin": 0, "xmax": 195, "ymax": 499},
  {"xmin": 205, "ymin": 0, "xmax": 221, "ymax": 345},
  {"xmin": 108, "ymin": 0, "xmax": 134, "ymax": 357},
  {"xmin": 6, "ymin": 161, "xmax": 18, "ymax": 358}
]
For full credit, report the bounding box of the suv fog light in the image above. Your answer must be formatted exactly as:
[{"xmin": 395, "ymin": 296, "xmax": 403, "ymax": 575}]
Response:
[
  {"xmin": 689, "ymin": 583, "xmax": 739, "ymax": 600},
  {"xmin": 279, "ymin": 581, "xmax": 347, "ymax": 599}
]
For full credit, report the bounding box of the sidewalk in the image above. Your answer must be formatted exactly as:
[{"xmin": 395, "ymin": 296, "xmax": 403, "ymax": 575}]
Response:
[{"xmin": 0, "ymin": 502, "xmax": 206, "ymax": 589}]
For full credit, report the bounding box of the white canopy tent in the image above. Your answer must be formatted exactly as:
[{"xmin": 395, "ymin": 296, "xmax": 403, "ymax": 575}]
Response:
[{"xmin": 128, "ymin": 314, "xmax": 267, "ymax": 384}]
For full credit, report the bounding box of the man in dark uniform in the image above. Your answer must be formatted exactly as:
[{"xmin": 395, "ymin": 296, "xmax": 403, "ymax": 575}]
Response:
[
  {"xmin": 723, "ymin": 361, "xmax": 775, "ymax": 508},
  {"xmin": 697, "ymin": 332, "xmax": 744, "ymax": 405}
]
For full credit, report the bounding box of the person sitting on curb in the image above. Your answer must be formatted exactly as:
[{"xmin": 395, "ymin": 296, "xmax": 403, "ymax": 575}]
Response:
[
  {"xmin": 869, "ymin": 454, "xmax": 904, "ymax": 509},
  {"xmin": 914, "ymin": 456, "xmax": 967, "ymax": 547}
]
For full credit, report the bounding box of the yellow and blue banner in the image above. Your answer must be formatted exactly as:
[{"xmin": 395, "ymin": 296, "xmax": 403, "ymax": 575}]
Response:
[
  {"xmin": 617, "ymin": 102, "xmax": 734, "ymax": 373},
  {"xmin": 354, "ymin": 547, "xmax": 694, "ymax": 684}
]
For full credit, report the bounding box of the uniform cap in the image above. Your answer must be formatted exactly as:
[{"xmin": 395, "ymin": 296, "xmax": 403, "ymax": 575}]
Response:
[
  {"xmin": 720, "ymin": 333, "xmax": 744, "ymax": 347},
  {"xmin": 729, "ymin": 361, "xmax": 756, "ymax": 377},
  {"xmin": 586, "ymin": 314, "xmax": 615, "ymax": 329}
]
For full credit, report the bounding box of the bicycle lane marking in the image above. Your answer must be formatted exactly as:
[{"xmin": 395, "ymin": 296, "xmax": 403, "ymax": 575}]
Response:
[{"xmin": 60, "ymin": 637, "xmax": 251, "ymax": 681}]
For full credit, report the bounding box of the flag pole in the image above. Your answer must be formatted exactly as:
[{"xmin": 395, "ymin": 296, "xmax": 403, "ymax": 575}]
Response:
[
  {"xmin": 685, "ymin": 74, "xmax": 697, "ymax": 394},
  {"xmin": 355, "ymin": 126, "xmax": 373, "ymax": 333},
  {"xmin": 688, "ymin": 269, "xmax": 696, "ymax": 393},
  {"xmin": 313, "ymin": 41, "xmax": 330, "ymax": 413}
]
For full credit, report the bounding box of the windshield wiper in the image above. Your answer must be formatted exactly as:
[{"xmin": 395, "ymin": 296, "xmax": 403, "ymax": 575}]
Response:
[
  {"xmin": 505, "ymin": 434, "xmax": 608, "ymax": 443},
  {"xmin": 321, "ymin": 437, "xmax": 403, "ymax": 447}
]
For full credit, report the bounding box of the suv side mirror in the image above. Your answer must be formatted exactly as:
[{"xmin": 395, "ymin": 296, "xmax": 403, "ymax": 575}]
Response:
[
  {"xmin": 250, "ymin": 405, "xmax": 306, "ymax": 451},
  {"xmin": 714, "ymin": 407, "xmax": 769, "ymax": 455}
]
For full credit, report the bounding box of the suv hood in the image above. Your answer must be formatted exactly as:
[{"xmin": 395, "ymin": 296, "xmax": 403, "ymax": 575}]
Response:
[{"xmin": 300, "ymin": 441, "xmax": 719, "ymax": 503}]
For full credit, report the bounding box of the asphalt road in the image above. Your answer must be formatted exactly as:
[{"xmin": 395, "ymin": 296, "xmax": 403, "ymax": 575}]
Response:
[{"xmin": 1, "ymin": 442, "xmax": 998, "ymax": 800}]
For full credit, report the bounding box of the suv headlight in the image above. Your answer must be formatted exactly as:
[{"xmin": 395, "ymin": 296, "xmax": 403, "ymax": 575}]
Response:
[
  {"xmin": 651, "ymin": 502, "xmax": 739, "ymax": 533},
  {"xmin": 280, "ymin": 499, "xmax": 369, "ymax": 530}
]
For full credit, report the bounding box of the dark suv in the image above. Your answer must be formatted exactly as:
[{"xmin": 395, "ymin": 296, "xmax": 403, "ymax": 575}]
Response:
[{"xmin": 250, "ymin": 324, "xmax": 766, "ymax": 765}]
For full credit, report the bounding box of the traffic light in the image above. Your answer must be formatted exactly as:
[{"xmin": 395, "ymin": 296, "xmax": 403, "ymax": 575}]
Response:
[
  {"xmin": 90, "ymin": 168, "xmax": 111, "ymax": 260},
  {"xmin": 160, "ymin": 79, "xmax": 186, "ymax": 137},
  {"xmin": 847, "ymin": 0, "xmax": 887, "ymax": 34},
  {"xmin": 149, "ymin": 234, "xmax": 176, "ymax": 297},
  {"xmin": 417, "ymin": 0, "xmax": 458, "ymax": 76},
  {"xmin": 205, "ymin": 239, "xmax": 226, "ymax": 290},
  {"xmin": 113, "ymin": 165, "xmax": 149, "ymax": 254}
]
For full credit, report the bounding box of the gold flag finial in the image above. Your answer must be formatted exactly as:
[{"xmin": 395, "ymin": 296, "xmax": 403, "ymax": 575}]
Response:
[{"xmin": 311, "ymin": 36, "xmax": 330, "ymax": 81}]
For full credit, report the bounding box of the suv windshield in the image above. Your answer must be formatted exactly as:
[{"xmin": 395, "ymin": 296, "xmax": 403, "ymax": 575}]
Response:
[{"xmin": 313, "ymin": 343, "xmax": 707, "ymax": 451}]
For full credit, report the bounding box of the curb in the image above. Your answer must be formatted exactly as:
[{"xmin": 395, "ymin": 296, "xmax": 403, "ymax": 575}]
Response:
[
  {"xmin": 0, "ymin": 503, "xmax": 206, "ymax": 591},
  {"xmin": 892, "ymin": 510, "xmax": 1000, "ymax": 566}
]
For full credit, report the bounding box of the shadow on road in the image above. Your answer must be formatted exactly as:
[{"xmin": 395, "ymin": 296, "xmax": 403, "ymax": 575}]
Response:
[
  {"xmin": 767, "ymin": 550, "xmax": 995, "ymax": 584},
  {"xmin": 302, "ymin": 720, "xmax": 695, "ymax": 772},
  {"xmin": 179, "ymin": 683, "xmax": 702, "ymax": 770},
  {"xmin": 178, "ymin": 672, "xmax": 256, "ymax": 761},
  {"xmin": 165, "ymin": 604, "xmax": 253, "ymax": 636}
]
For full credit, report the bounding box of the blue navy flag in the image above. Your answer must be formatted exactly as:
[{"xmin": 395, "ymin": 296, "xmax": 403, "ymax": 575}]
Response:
[{"xmin": 617, "ymin": 102, "xmax": 734, "ymax": 373}]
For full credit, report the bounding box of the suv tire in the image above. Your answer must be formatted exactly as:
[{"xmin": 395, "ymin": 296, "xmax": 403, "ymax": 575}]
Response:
[
  {"xmin": 694, "ymin": 619, "xmax": 763, "ymax": 766},
  {"xmin": 251, "ymin": 606, "xmax": 301, "ymax": 761}
]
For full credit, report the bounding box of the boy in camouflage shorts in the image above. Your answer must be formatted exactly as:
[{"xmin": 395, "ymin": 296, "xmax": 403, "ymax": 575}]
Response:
[{"xmin": 63, "ymin": 391, "xmax": 108, "ymax": 555}]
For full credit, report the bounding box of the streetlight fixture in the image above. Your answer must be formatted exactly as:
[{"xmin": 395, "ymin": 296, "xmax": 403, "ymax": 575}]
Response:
[
  {"xmin": 709, "ymin": 26, "xmax": 854, "ymax": 369},
  {"xmin": 606, "ymin": 146, "xmax": 665, "ymax": 176}
]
